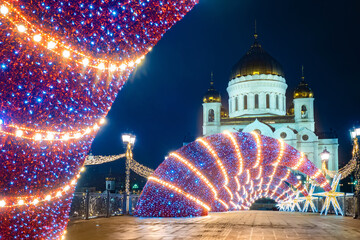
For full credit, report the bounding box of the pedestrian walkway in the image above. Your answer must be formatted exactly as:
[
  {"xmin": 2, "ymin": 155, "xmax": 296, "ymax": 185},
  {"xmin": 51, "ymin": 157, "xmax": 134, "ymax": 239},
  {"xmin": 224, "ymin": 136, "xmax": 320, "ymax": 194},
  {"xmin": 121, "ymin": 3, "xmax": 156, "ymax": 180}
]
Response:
[{"xmin": 65, "ymin": 211, "xmax": 360, "ymax": 240}]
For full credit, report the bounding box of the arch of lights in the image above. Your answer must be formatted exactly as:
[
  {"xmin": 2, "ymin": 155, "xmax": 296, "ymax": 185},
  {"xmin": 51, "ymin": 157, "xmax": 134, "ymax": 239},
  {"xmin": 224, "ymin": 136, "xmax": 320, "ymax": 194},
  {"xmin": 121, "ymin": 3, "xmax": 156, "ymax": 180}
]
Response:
[
  {"xmin": 135, "ymin": 132, "xmax": 332, "ymax": 217},
  {"xmin": 0, "ymin": 0, "xmax": 199, "ymax": 239}
]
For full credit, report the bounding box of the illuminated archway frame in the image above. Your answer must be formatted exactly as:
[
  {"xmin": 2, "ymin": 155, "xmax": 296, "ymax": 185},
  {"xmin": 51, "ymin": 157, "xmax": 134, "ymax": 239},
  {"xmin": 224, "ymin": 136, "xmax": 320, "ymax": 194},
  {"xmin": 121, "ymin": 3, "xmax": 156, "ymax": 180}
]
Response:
[{"xmin": 135, "ymin": 132, "xmax": 331, "ymax": 217}]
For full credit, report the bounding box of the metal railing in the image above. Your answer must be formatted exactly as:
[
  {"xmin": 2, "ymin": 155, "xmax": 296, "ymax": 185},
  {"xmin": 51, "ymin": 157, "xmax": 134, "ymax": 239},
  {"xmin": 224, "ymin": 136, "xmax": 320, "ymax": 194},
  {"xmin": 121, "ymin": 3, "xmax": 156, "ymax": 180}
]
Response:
[
  {"xmin": 300, "ymin": 194, "xmax": 355, "ymax": 216},
  {"xmin": 69, "ymin": 192, "xmax": 140, "ymax": 220}
]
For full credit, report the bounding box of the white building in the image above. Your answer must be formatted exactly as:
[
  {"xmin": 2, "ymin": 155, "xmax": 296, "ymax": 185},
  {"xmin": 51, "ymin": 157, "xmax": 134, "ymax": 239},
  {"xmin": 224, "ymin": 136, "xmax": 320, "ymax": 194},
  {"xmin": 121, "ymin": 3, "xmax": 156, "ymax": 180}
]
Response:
[{"xmin": 202, "ymin": 34, "xmax": 338, "ymax": 172}]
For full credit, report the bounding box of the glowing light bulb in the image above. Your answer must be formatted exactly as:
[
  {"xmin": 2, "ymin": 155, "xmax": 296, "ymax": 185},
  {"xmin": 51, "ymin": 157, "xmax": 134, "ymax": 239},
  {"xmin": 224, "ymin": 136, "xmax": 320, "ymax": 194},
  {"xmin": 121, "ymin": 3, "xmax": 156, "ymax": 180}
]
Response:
[
  {"xmin": 148, "ymin": 47, "xmax": 153, "ymax": 51},
  {"xmin": 62, "ymin": 50, "xmax": 70, "ymax": 58},
  {"xmin": 128, "ymin": 61, "xmax": 135, "ymax": 67},
  {"xmin": 80, "ymin": 167, "xmax": 86, "ymax": 172},
  {"xmin": 45, "ymin": 195, "xmax": 51, "ymax": 201},
  {"xmin": 120, "ymin": 64, "xmax": 127, "ymax": 71},
  {"xmin": 1, "ymin": 5, "xmax": 9, "ymax": 15},
  {"xmin": 61, "ymin": 134, "xmax": 70, "ymax": 141},
  {"xmin": 46, "ymin": 133, "xmax": 55, "ymax": 141},
  {"xmin": 71, "ymin": 180, "xmax": 76, "ymax": 185},
  {"xmin": 0, "ymin": 200, "xmax": 6, "ymax": 207},
  {"xmin": 34, "ymin": 133, "xmax": 42, "ymax": 141},
  {"xmin": 85, "ymin": 128, "xmax": 91, "ymax": 134},
  {"xmin": 99, "ymin": 118, "xmax": 106, "ymax": 125},
  {"xmin": 18, "ymin": 199, "xmax": 25, "ymax": 206},
  {"xmin": 82, "ymin": 58, "xmax": 89, "ymax": 66},
  {"xmin": 56, "ymin": 191, "xmax": 62, "ymax": 197},
  {"xmin": 33, "ymin": 34, "xmax": 42, "ymax": 42},
  {"xmin": 64, "ymin": 186, "xmax": 70, "ymax": 191},
  {"xmin": 17, "ymin": 25, "xmax": 26, "ymax": 33},
  {"xmin": 97, "ymin": 62, "xmax": 105, "ymax": 70},
  {"xmin": 135, "ymin": 58, "xmax": 141, "ymax": 64},
  {"xmin": 47, "ymin": 41, "xmax": 56, "ymax": 49},
  {"xmin": 110, "ymin": 64, "xmax": 117, "ymax": 72},
  {"xmin": 32, "ymin": 199, "xmax": 39, "ymax": 205},
  {"xmin": 15, "ymin": 129, "xmax": 23, "ymax": 137},
  {"xmin": 74, "ymin": 133, "xmax": 82, "ymax": 139}
]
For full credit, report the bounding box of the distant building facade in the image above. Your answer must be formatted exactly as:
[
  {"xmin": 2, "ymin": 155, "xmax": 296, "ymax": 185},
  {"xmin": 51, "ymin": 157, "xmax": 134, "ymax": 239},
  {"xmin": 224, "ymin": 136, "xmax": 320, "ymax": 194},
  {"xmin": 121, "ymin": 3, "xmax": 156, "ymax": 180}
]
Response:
[{"xmin": 202, "ymin": 34, "xmax": 338, "ymax": 172}]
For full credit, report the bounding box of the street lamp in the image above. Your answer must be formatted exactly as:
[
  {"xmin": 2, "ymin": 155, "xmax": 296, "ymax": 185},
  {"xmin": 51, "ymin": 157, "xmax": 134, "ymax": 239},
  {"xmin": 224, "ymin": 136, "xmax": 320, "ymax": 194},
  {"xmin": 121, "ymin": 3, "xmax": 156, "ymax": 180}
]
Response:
[
  {"xmin": 122, "ymin": 133, "xmax": 136, "ymax": 215},
  {"xmin": 320, "ymin": 148, "xmax": 330, "ymax": 162}
]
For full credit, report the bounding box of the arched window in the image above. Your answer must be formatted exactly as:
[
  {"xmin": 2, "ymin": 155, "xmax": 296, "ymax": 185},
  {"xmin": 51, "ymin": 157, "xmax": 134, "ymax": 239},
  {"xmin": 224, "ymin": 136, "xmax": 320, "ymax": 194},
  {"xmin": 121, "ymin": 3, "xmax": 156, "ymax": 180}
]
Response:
[
  {"xmin": 276, "ymin": 95, "xmax": 279, "ymax": 109},
  {"xmin": 266, "ymin": 94, "xmax": 270, "ymax": 109},
  {"xmin": 235, "ymin": 97, "xmax": 238, "ymax": 111},
  {"xmin": 208, "ymin": 109, "xmax": 215, "ymax": 122},
  {"xmin": 255, "ymin": 94, "xmax": 259, "ymax": 109},
  {"xmin": 244, "ymin": 95, "xmax": 248, "ymax": 110},
  {"xmin": 301, "ymin": 105, "xmax": 308, "ymax": 119}
]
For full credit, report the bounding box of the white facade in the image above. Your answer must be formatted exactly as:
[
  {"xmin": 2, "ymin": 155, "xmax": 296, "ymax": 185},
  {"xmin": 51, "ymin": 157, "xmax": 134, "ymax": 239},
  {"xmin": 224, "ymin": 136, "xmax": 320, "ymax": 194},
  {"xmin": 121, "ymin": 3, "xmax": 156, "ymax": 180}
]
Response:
[{"xmin": 202, "ymin": 72, "xmax": 338, "ymax": 173}]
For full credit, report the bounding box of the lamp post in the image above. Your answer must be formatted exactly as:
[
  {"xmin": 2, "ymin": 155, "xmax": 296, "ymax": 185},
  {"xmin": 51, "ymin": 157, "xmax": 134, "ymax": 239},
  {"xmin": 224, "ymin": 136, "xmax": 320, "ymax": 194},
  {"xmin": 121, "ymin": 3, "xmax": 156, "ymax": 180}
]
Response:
[
  {"xmin": 320, "ymin": 148, "xmax": 330, "ymax": 179},
  {"xmin": 350, "ymin": 127, "xmax": 360, "ymax": 218},
  {"xmin": 122, "ymin": 133, "xmax": 136, "ymax": 215}
]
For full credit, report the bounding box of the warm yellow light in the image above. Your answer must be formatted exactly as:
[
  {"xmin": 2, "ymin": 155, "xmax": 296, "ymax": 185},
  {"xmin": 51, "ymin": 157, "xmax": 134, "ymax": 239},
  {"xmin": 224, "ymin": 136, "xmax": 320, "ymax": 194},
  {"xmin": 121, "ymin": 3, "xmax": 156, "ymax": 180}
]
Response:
[
  {"xmin": 18, "ymin": 199, "xmax": 25, "ymax": 206},
  {"xmin": 46, "ymin": 133, "xmax": 55, "ymax": 141},
  {"xmin": 47, "ymin": 41, "xmax": 56, "ymax": 49},
  {"xmin": 56, "ymin": 191, "xmax": 62, "ymax": 197},
  {"xmin": 80, "ymin": 167, "xmax": 86, "ymax": 172},
  {"xmin": 17, "ymin": 25, "xmax": 26, "ymax": 33},
  {"xmin": 135, "ymin": 58, "xmax": 141, "ymax": 64},
  {"xmin": 128, "ymin": 61, "xmax": 135, "ymax": 67},
  {"xmin": 33, "ymin": 34, "xmax": 42, "ymax": 42},
  {"xmin": 0, "ymin": 200, "xmax": 6, "ymax": 207},
  {"xmin": 45, "ymin": 195, "xmax": 51, "ymax": 201},
  {"xmin": 98, "ymin": 62, "xmax": 105, "ymax": 70},
  {"xmin": 82, "ymin": 58, "xmax": 89, "ymax": 66},
  {"xmin": 110, "ymin": 64, "xmax": 117, "ymax": 72},
  {"xmin": 99, "ymin": 118, "xmax": 106, "ymax": 125},
  {"xmin": 15, "ymin": 129, "xmax": 23, "ymax": 137},
  {"xmin": 34, "ymin": 133, "xmax": 42, "ymax": 141},
  {"xmin": 1, "ymin": 5, "xmax": 9, "ymax": 15},
  {"xmin": 62, "ymin": 50, "xmax": 70, "ymax": 58},
  {"xmin": 32, "ymin": 199, "xmax": 39, "ymax": 205},
  {"xmin": 71, "ymin": 180, "xmax": 76, "ymax": 185},
  {"xmin": 120, "ymin": 64, "xmax": 126, "ymax": 71},
  {"xmin": 74, "ymin": 133, "xmax": 82, "ymax": 139},
  {"xmin": 61, "ymin": 134, "xmax": 70, "ymax": 141},
  {"xmin": 85, "ymin": 128, "xmax": 91, "ymax": 134},
  {"xmin": 64, "ymin": 186, "xmax": 70, "ymax": 191}
]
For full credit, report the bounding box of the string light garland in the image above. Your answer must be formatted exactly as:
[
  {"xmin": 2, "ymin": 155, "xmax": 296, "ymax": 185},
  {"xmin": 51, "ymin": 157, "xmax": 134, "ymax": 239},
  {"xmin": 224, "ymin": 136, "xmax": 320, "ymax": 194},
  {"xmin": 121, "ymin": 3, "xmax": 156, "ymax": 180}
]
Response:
[
  {"xmin": 0, "ymin": 0, "xmax": 199, "ymax": 238},
  {"xmin": 0, "ymin": 1, "xmax": 148, "ymax": 71},
  {"xmin": 135, "ymin": 132, "xmax": 331, "ymax": 218}
]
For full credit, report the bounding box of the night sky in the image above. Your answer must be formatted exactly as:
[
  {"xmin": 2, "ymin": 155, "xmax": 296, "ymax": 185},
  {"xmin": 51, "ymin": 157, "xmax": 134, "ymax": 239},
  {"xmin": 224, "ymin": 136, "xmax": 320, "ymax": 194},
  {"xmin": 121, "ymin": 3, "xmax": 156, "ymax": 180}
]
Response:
[{"xmin": 79, "ymin": 0, "xmax": 360, "ymax": 190}]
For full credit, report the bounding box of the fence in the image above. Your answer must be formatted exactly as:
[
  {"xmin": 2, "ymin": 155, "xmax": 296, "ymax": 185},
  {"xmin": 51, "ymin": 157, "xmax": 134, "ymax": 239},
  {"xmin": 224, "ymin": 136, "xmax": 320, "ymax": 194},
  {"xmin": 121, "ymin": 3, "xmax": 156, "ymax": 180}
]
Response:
[
  {"xmin": 69, "ymin": 192, "xmax": 140, "ymax": 220},
  {"xmin": 69, "ymin": 192, "xmax": 357, "ymax": 219},
  {"xmin": 300, "ymin": 193, "xmax": 355, "ymax": 216}
]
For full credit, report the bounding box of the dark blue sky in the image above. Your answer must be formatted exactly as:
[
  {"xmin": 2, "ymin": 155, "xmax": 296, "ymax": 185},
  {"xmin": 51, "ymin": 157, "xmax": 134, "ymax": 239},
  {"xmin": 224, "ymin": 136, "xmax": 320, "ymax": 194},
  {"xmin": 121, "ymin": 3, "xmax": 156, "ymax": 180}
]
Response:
[{"xmin": 82, "ymin": 0, "xmax": 360, "ymax": 189}]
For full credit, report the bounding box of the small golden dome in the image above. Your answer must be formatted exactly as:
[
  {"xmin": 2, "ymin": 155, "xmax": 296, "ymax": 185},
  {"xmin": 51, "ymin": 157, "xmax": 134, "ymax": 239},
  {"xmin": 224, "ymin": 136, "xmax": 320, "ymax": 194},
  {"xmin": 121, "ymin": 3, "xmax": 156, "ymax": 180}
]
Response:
[
  {"xmin": 203, "ymin": 76, "xmax": 221, "ymax": 103},
  {"xmin": 293, "ymin": 78, "xmax": 314, "ymax": 99}
]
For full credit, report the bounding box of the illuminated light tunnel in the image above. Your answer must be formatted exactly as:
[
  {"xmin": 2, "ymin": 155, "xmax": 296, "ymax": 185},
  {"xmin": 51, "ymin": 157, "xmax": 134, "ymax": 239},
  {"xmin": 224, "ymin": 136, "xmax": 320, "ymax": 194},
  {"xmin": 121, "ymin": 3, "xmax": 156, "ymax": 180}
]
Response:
[
  {"xmin": 134, "ymin": 132, "xmax": 331, "ymax": 217},
  {"xmin": 0, "ymin": 0, "xmax": 199, "ymax": 238}
]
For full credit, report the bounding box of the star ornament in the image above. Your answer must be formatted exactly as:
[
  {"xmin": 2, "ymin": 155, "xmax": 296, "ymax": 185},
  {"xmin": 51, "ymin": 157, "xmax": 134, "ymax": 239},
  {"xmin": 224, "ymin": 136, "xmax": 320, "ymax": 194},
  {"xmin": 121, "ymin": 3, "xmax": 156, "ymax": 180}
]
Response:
[
  {"xmin": 315, "ymin": 174, "xmax": 344, "ymax": 216},
  {"xmin": 290, "ymin": 190, "xmax": 304, "ymax": 212},
  {"xmin": 300, "ymin": 184, "xmax": 318, "ymax": 213}
]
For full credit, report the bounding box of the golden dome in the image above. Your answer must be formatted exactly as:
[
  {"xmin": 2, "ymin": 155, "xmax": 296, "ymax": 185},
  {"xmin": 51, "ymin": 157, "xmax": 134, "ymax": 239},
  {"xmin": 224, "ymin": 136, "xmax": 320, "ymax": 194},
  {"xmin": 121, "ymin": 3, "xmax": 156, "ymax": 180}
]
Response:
[
  {"xmin": 230, "ymin": 35, "xmax": 284, "ymax": 79},
  {"xmin": 203, "ymin": 76, "xmax": 221, "ymax": 103},
  {"xmin": 293, "ymin": 78, "xmax": 314, "ymax": 99}
]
